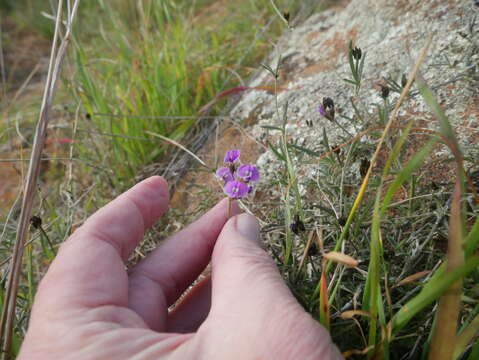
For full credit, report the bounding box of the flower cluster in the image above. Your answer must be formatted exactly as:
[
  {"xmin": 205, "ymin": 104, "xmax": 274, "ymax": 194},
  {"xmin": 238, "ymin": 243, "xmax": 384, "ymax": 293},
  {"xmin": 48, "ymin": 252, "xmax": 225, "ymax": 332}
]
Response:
[{"xmin": 216, "ymin": 150, "xmax": 260, "ymax": 199}]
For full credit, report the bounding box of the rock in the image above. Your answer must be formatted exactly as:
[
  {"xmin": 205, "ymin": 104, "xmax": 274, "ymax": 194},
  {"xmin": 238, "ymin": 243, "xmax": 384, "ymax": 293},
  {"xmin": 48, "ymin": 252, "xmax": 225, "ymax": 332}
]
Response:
[
  {"xmin": 227, "ymin": 0, "xmax": 478, "ymax": 199},
  {"xmin": 169, "ymin": 0, "xmax": 478, "ymax": 214}
]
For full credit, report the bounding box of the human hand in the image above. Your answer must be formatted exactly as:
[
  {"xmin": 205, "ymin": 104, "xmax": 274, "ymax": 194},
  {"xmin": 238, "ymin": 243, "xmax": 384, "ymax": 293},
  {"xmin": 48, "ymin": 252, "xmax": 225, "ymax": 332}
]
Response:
[{"xmin": 19, "ymin": 176, "xmax": 342, "ymax": 359}]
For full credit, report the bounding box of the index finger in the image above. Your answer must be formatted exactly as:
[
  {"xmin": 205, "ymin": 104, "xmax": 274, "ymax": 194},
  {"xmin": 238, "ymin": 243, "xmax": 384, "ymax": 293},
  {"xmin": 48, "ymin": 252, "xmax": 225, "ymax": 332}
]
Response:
[{"xmin": 33, "ymin": 176, "xmax": 169, "ymax": 314}]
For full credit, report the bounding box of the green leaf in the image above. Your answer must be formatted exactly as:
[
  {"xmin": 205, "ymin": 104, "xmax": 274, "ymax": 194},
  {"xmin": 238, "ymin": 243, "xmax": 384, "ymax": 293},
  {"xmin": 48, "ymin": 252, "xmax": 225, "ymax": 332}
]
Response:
[
  {"xmin": 267, "ymin": 140, "xmax": 286, "ymax": 162},
  {"xmin": 454, "ymin": 312, "xmax": 479, "ymax": 359},
  {"xmin": 381, "ymin": 137, "xmax": 438, "ymax": 215},
  {"xmin": 343, "ymin": 78, "xmax": 357, "ymax": 85},
  {"xmin": 287, "ymin": 143, "xmax": 320, "ymax": 157},
  {"xmin": 464, "ymin": 216, "xmax": 479, "ymax": 258},
  {"xmin": 261, "ymin": 125, "xmax": 283, "ymax": 131}
]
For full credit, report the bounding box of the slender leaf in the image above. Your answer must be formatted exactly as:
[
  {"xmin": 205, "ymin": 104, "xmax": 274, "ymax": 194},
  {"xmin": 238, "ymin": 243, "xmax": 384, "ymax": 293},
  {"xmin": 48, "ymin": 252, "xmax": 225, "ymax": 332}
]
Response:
[
  {"xmin": 428, "ymin": 181, "xmax": 465, "ymax": 360},
  {"xmin": 391, "ymin": 256, "xmax": 479, "ymax": 333},
  {"xmin": 453, "ymin": 313, "xmax": 479, "ymax": 359}
]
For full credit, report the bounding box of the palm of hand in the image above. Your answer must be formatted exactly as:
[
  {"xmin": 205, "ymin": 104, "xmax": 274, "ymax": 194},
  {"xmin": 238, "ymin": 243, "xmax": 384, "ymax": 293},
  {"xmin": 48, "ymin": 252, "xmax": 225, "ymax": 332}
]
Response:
[{"xmin": 19, "ymin": 177, "xmax": 341, "ymax": 359}]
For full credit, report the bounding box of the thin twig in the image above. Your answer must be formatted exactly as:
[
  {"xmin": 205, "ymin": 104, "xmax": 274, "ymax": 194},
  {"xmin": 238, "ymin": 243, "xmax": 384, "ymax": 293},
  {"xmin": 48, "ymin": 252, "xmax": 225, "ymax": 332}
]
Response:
[
  {"xmin": 0, "ymin": 1, "xmax": 81, "ymax": 357},
  {"xmin": 146, "ymin": 131, "xmax": 208, "ymax": 168},
  {"xmin": 268, "ymin": 0, "xmax": 290, "ymax": 27}
]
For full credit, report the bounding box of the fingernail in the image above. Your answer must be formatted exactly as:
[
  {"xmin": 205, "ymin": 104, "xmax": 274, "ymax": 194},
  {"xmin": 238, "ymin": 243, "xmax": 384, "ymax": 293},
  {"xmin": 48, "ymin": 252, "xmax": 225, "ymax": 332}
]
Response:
[{"xmin": 235, "ymin": 214, "xmax": 260, "ymax": 243}]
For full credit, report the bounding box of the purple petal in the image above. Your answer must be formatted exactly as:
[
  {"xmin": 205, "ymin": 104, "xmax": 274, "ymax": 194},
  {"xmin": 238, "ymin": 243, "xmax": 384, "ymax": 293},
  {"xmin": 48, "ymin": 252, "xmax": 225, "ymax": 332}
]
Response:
[
  {"xmin": 216, "ymin": 167, "xmax": 234, "ymax": 183},
  {"xmin": 224, "ymin": 149, "xmax": 241, "ymax": 163},
  {"xmin": 237, "ymin": 164, "xmax": 260, "ymax": 183},
  {"xmin": 223, "ymin": 180, "xmax": 249, "ymax": 198},
  {"xmin": 318, "ymin": 105, "xmax": 326, "ymax": 116}
]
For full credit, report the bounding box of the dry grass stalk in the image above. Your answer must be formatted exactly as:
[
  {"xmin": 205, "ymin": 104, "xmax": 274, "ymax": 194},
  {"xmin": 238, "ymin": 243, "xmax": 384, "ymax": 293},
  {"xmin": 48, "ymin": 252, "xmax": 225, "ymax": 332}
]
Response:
[
  {"xmin": 428, "ymin": 180, "xmax": 465, "ymax": 360},
  {"xmin": 0, "ymin": 1, "xmax": 81, "ymax": 357}
]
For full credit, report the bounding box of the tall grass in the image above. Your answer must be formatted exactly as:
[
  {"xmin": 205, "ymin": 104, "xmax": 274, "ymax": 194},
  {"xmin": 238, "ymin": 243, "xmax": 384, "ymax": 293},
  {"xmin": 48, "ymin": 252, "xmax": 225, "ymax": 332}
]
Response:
[{"xmin": 71, "ymin": 0, "xmax": 289, "ymax": 189}]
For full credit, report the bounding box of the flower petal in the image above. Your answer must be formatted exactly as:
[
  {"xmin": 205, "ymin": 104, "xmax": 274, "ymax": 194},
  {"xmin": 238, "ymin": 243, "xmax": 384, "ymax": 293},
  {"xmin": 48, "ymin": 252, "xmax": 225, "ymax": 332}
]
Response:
[
  {"xmin": 224, "ymin": 149, "xmax": 241, "ymax": 163},
  {"xmin": 216, "ymin": 167, "xmax": 234, "ymax": 183},
  {"xmin": 223, "ymin": 180, "xmax": 249, "ymax": 198},
  {"xmin": 318, "ymin": 105, "xmax": 326, "ymax": 116},
  {"xmin": 237, "ymin": 164, "xmax": 260, "ymax": 183}
]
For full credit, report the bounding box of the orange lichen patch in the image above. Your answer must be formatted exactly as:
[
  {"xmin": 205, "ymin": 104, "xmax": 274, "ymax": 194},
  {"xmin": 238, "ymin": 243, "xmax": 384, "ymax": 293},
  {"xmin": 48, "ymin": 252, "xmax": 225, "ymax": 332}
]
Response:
[
  {"xmin": 327, "ymin": 0, "xmax": 353, "ymax": 11},
  {"xmin": 299, "ymin": 26, "xmax": 359, "ymax": 75},
  {"xmin": 393, "ymin": 0, "xmax": 422, "ymax": 13},
  {"xmin": 299, "ymin": 63, "xmax": 330, "ymax": 78},
  {"xmin": 431, "ymin": 0, "xmax": 456, "ymax": 9},
  {"xmin": 307, "ymin": 30, "xmax": 322, "ymax": 42}
]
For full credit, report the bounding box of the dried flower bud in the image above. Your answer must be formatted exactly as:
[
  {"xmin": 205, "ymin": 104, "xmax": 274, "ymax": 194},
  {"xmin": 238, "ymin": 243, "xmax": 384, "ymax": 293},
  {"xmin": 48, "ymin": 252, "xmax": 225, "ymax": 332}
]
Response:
[
  {"xmin": 380, "ymin": 84, "xmax": 390, "ymax": 99},
  {"xmin": 401, "ymin": 74, "xmax": 408, "ymax": 88},
  {"xmin": 320, "ymin": 97, "xmax": 335, "ymax": 121},
  {"xmin": 323, "ymin": 97, "xmax": 335, "ymax": 110},
  {"xmin": 290, "ymin": 214, "xmax": 306, "ymax": 235},
  {"xmin": 360, "ymin": 158, "xmax": 371, "ymax": 178},
  {"xmin": 352, "ymin": 46, "xmax": 362, "ymax": 60},
  {"xmin": 30, "ymin": 216, "xmax": 42, "ymax": 230}
]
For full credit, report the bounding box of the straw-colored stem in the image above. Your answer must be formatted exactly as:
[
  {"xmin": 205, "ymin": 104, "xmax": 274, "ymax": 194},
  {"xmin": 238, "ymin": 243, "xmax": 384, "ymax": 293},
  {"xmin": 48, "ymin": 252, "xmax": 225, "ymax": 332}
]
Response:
[{"xmin": 0, "ymin": 1, "xmax": 81, "ymax": 357}]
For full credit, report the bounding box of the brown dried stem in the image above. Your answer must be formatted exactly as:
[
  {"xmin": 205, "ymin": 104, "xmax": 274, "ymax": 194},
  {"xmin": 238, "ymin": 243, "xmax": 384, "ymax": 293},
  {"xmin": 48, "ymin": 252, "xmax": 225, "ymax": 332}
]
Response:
[{"xmin": 0, "ymin": 1, "xmax": 81, "ymax": 357}]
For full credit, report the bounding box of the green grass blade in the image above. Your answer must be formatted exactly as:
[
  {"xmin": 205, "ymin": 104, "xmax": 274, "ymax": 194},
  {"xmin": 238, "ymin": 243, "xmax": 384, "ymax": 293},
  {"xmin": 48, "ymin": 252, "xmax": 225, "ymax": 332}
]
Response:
[
  {"xmin": 464, "ymin": 216, "xmax": 479, "ymax": 258},
  {"xmin": 453, "ymin": 313, "xmax": 479, "ymax": 359},
  {"xmin": 466, "ymin": 340, "xmax": 479, "ymax": 360},
  {"xmin": 381, "ymin": 137, "xmax": 438, "ymax": 215},
  {"xmin": 391, "ymin": 256, "xmax": 479, "ymax": 333}
]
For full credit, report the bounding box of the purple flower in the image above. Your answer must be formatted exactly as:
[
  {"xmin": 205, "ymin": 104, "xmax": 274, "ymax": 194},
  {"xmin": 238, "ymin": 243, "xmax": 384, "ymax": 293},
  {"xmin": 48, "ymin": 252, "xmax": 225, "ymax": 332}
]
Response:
[
  {"xmin": 224, "ymin": 149, "xmax": 241, "ymax": 163},
  {"xmin": 224, "ymin": 180, "xmax": 249, "ymax": 199},
  {"xmin": 216, "ymin": 167, "xmax": 234, "ymax": 183},
  {"xmin": 237, "ymin": 164, "xmax": 260, "ymax": 183},
  {"xmin": 318, "ymin": 105, "xmax": 326, "ymax": 116}
]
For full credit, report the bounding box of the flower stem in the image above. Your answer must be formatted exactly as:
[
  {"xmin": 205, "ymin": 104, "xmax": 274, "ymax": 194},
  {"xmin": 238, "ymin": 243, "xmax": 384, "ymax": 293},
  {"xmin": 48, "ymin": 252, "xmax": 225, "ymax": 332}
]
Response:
[{"xmin": 228, "ymin": 198, "xmax": 232, "ymax": 219}]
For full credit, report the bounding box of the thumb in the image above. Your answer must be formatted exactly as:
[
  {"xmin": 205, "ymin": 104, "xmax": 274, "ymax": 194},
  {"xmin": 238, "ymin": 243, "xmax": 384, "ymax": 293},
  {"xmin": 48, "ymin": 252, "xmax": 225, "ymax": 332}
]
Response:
[
  {"xmin": 209, "ymin": 213, "xmax": 298, "ymax": 316},
  {"xmin": 206, "ymin": 213, "xmax": 343, "ymax": 359}
]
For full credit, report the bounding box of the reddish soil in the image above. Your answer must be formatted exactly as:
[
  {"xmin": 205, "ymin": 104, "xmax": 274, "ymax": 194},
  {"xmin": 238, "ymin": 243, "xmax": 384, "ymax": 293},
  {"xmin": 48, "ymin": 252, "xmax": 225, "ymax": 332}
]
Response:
[{"xmin": 0, "ymin": 18, "xmax": 50, "ymax": 214}]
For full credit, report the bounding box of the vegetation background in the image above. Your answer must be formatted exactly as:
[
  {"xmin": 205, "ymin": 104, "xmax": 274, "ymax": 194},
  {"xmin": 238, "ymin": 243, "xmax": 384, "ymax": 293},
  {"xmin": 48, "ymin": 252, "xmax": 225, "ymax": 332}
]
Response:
[{"xmin": 0, "ymin": 0, "xmax": 478, "ymax": 359}]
